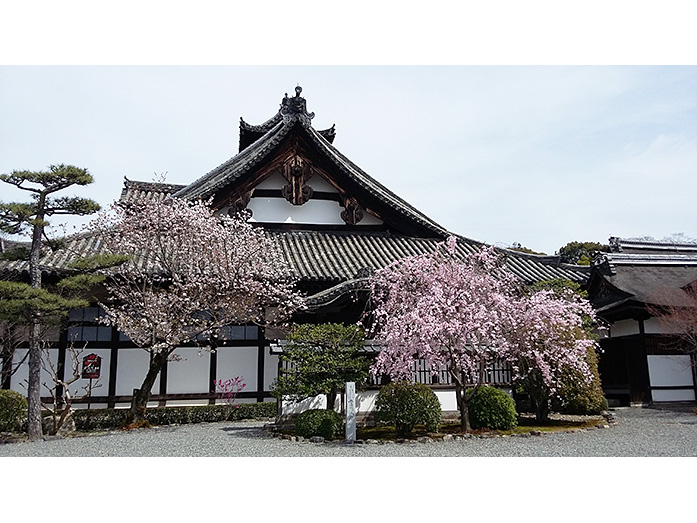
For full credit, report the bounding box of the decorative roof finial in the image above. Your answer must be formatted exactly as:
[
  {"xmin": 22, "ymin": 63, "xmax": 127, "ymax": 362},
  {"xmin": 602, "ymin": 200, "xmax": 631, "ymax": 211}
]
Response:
[{"xmin": 280, "ymin": 85, "xmax": 314, "ymax": 127}]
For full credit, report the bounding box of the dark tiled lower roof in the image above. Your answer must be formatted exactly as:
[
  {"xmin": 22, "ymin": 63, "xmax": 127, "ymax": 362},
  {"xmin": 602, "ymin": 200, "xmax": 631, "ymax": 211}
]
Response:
[
  {"xmin": 119, "ymin": 179, "xmax": 186, "ymax": 205},
  {"xmin": 269, "ymin": 230, "xmax": 588, "ymax": 285},
  {"xmin": 1, "ymin": 229, "xmax": 588, "ymax": 287}
]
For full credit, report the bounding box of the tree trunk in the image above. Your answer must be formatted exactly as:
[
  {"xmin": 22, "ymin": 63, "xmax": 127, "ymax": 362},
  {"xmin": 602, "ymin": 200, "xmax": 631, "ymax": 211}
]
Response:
[
  {"xmin": 26, "ymin": 199, "xmax": 46, "ymax": 440},
  {"xmin": 535, "ymin": 399, "xmax": 550, "ymax": 424},
  {"xmin": 26, "ymin": 320, "xmax": 43, "ymax": 440},
  {"xmin": 529, "ymin": 372, "xmax": 550, "ymax": 423},
  {"xmin": 326, "ymin": 386, "xmax": 338, "ymax": 412},
  {"xmin": 129, "ymin": 350, "xmax": 169, "ymax": 423},
  {"xmin": 454, "ymin": 381, "xmax": 472, "ymax": 432}
]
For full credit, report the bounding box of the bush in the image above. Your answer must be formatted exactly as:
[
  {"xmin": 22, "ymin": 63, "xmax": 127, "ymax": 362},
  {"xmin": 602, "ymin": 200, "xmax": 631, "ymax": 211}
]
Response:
[
  {"xmin": 0, "ymin": 390, "xmax": 27, "ymax": 432},
  {"xmin": 375, "ymin": 382, "xmax": 442, "ymax": 438},
  {"xmin": 552, "ymin": 348, "xmax": 608, "ymax": 415},
  {"xmin": 295, "ymin": 408, "xmax": 343, "ymax": 440},
  {"xmin": 467, "ymin": 386, "xmax": 517, "ymax": 430},
  {"xmin": 72, "ymin": 401, "xmax": 277, "ymax": 431}
]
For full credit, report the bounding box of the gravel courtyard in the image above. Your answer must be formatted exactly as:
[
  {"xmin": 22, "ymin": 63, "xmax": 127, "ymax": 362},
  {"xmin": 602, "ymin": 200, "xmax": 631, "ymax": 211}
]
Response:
[
  {"xmin": 0, "ymin": 405, "xmax": 694, "ymax": 457},
  {"xmin": 1, "ymin": 406, "xmax": 696, "ymax": 457}
]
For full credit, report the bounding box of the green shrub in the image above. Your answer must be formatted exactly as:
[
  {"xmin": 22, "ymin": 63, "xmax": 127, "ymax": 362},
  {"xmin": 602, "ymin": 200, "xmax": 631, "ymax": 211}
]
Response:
[
  {"xmin": 375, "ymin": 381, "xmax": 441, "ymax": 438},
  {"xmin": 0, "ymin": 390, "xmax": 27, "ymax": 432},
  {"xmin": 295, "ymin": 408, "xmax": 343, "ymax": 440},
  {"xmin": 467, "ymin": 386, "xmax": 517, "ymax": 430},
  {"xmin": 552, "ymin": 348, "xmax": 608, "ymax": 415},
  {"xmin": 72, "ymin": 401, "xmax": 277, "ymax": 431}
]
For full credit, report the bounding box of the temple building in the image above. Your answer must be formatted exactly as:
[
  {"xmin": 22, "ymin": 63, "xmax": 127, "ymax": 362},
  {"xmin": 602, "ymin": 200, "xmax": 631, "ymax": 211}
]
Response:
[
  {"xmin": 2, "ymin": 87, "xmax": 598, "ymax": 411},
  {"xmin": 588, "ymin": 237, "xmax": 697, "ymax": 406}
]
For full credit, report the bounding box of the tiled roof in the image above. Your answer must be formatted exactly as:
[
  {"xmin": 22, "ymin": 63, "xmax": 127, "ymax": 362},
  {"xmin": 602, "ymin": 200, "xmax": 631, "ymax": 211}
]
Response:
[
  {"xmin": 119, "ymin": 179, "xmax": 186, "ymax": 205},
  {"xmin": 270, "ymin": 230, "xmax": 588, "ymax": 285},
  {"xmin": 591, "ymin": 251, "xmax": 697, "ymax": 309},
  {"xmin": 609, "ymin": 236, "xmax": 697, "ymax": 254},
  {"xmin": 1, "ymin": 229, "xmax": 588, "ymax": 287}
]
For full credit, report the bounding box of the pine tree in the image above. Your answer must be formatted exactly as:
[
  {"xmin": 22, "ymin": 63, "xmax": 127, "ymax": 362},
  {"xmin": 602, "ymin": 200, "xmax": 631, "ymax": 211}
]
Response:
[{"xmin": 0, "ymin": 165, "xmax": 101, "ymax": 440}]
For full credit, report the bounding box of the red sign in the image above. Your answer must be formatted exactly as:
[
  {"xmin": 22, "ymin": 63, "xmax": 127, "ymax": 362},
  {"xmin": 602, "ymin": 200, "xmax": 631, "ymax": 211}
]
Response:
[{"xmin": 82, "ymin": 353, "xmax": 102, "ymax": 379}]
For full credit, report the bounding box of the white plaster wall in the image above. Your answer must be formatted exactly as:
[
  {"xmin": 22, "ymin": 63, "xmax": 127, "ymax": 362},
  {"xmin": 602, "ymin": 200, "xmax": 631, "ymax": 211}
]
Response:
[
  {"xmin": 281, "ymin": 389, "xmax": 469, "ymax": 416},
  {"xmin": 8, "ymin": 348, "xmax": 61, "ymax": 396},
  {"xmin": 255, "ymin": 172, "xmax": 338, "ymax": 192},
  {"xmin": 116, "ymin": 349, "xmax": 159, "ymax": 396},
  {"xmin": 610, "ymin": 319, "xmax": 640, "ymax": 337},
  {"xmin": 356, "ymin": 390, "xmax": 378, "ymax": 413},
  {"xmin": 167, "ymin": 348, "xmax": 211, "ymax": 394},
  {"xmin": 651, "ymin": 389, "xmax": 696, "ymax": 401},
  {"xmin": 648, "ymin": 355, "xmax": 694, "ymax": 387},
  {"xmin": 644, "ymin": 317, "xmax": 683, "ymax": 335},
  {"xmin": 264, "ymin": 353, "xmax": 280, "ymax": 391},
  {"xmin": 648, "ymin": 355, "xmax": 695, "ymax": 402},
  {"xmin": 248, "ymin": 197, "xmax": 383, "ymax": 226},
  {"xmin": 216, "ymin": 346, "xmax": 258, "ymax": 392},
  {"xmin": 281, "ymin": 395, "xmax": 328, "ymax": 414},
  {"xmin": 435, "ymin": 390, "xmax": 458, "ymax": 411}
]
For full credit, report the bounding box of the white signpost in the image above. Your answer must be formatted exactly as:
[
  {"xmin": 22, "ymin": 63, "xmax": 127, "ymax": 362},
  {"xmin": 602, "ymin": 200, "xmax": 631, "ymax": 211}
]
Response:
[{"xmin": 345, "ymin": 381, "xmax": 356, "ymax": 442}]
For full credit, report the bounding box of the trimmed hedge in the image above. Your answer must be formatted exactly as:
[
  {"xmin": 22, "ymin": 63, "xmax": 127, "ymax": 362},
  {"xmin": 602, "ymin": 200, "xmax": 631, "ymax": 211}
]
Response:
[
  {"xmin": 72, "ymin": 401, "xmax": 277, "ymax": 431},
  {"xmin": 375, "ymin": 381, "xmax": 442, "ymax": 438},
  {"xmin": 295, "ymin": 409, "xmax": 343, "ymax": 440},
  {"xmin": 0, "ymin": 390, "xmax": 27, "ymax": 432},
  {"xmin": 467, "ymin": 386, "xmax": 517, "ymax": 430}
]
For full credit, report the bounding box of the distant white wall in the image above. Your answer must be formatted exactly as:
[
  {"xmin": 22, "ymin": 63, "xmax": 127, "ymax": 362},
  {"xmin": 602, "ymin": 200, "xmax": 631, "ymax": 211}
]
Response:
[
  {"xmin": 280, "ymin": 389, "xmax": 464, "ymax": 416},
  {"xmin": 264, "ymin": 353, "xmax": 280, "ymax": 392},
  {"xmin": 648, "ymin": 355, "xmax": 695, "ymax": 402},
  {"xmin": 610, "ymin": 319, "xmax": 640, "ymax": 337},
  {"xmin": 644, "ymin": 317, "xmax": 683, "ymax": 335}
]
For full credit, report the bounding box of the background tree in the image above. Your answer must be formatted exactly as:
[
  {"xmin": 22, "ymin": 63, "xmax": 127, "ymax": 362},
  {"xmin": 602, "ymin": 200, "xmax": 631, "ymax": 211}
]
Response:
[
  {"xmin": 366, "ymin": 238, "xmax": 517, "ymax": 432},
  {"xmin": 271, "ymin": 323, "xmax": 369, "ymax": 411},
  {"xmin": 0, "ymin": 164, "xmax": 101, "ymax": 440},
  {"xmin": 557, "ymin": 241, "xmax": 609, "ymax": 265},
  {"xmin": 503, "ymin": 288, "xmax": 597, "ymax": 422},
  {"xmin": 91, "ymin": 197, "xmax": 303, "ymax": 423},
  {"xmin": 508, "ymin": 242, "xmax": 546, "ymax": 255},
  {"xmin": 647, "ymin": 281, "xmax": 697, "ymax": 358}
]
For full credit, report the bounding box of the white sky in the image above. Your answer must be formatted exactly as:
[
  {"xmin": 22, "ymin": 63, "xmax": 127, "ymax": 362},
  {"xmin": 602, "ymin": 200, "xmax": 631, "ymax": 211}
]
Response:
[
  {"xmin": 2, "ymin": 3, "xmax": 696, "ymax": 256},
  {"xmin": 4, "ymin": 65, "xmax": 695, "ymax": 254}
]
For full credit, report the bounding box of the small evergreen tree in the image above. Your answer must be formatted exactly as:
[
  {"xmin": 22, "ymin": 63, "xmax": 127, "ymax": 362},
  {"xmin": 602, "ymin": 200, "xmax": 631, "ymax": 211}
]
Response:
[{"xmin": 272, "ymin": 323, "xmax": 370, "ymax": 411}]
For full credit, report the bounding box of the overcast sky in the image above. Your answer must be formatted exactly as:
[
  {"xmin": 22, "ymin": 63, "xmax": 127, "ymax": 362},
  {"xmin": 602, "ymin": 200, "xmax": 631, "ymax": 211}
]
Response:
[{"xmin": 2, "ymin": 65, "xmax": 695, "ymax": 254}]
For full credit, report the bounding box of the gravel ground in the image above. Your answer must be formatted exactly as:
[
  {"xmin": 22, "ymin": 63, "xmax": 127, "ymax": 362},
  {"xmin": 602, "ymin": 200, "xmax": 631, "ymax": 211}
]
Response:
[{"xmin": 1, "ymin": 406, "xmax": 697, "ymax": 457}]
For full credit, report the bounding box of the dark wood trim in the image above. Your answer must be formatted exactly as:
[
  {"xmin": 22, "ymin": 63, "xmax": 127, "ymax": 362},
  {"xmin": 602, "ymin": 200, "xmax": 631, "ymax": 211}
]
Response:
[
  {"xmin": 158, "ymin": 353, "xmax": 168, "ymax": 407},
  {"xmin": 56, "ymin": 325, "xmax": 68, "ymax": 407},
  {"xmin": 256, "ymin": 328, "xmax": 265, "ymax": 402},
  {"xmin": 108, "ymin": 326, "xmax": 119, "ymax": 408},
  {"xmin": 208, "ymin": 341, "xmax": 218, "ymax": 405}
]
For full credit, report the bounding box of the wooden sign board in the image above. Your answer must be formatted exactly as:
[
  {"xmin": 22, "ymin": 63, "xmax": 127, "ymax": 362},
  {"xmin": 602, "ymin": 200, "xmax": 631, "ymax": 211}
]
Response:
[{"xmin": 81, "ymin": 353, "xmax": 102, "ymax": 379}]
